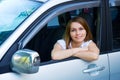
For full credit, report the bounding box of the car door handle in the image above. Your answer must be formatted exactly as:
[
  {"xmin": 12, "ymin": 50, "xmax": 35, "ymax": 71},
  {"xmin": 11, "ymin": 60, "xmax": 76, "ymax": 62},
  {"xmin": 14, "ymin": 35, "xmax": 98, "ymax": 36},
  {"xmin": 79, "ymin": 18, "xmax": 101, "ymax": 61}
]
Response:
[{"xmin": 83, "ymin": 66, "xmax": 105, "ymax": 73}]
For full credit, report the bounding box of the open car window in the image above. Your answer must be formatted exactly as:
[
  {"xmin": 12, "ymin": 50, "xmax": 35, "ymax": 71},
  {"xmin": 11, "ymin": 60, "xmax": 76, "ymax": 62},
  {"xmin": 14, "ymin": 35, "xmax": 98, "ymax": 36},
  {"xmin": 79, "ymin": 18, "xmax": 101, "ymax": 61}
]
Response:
[{"xmin": 25, "ymin": 6, "xmax": 100, "ymax": 62}]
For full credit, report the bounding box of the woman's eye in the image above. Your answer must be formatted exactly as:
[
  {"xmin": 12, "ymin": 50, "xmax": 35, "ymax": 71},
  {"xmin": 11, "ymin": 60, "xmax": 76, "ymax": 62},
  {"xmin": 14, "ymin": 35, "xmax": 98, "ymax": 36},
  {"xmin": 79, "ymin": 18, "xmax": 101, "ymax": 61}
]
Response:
[
  {"xmin": 79, "ymin": 27, "xmax": 84, "ymax": 30},
  {"xmin": 71, "ymin": 29, "xmax": 75, "ymax": 32}
]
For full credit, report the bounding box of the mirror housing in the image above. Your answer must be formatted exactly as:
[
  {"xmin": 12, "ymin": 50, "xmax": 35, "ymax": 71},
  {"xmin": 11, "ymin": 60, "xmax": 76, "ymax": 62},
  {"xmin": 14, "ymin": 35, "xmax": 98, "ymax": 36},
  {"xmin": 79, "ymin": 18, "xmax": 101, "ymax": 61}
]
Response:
[{"xmin": 11, "ymin": 49, "xmax": 40, "ymax": 74}]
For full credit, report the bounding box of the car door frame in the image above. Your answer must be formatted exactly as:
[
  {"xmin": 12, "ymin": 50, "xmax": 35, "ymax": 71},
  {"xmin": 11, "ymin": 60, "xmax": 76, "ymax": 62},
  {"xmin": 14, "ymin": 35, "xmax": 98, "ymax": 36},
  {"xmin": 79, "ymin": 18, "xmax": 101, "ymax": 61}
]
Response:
[{"xmin": 19, "ymin": 0, "xmax": 110, "ymax": 79}]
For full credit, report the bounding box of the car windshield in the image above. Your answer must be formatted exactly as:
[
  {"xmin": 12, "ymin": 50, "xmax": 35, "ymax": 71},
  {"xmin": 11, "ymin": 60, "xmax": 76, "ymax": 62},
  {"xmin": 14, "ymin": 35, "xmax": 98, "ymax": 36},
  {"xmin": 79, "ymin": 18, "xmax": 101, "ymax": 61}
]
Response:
[{"xmin": 0, "ymin": 0, "xmax": 42, "ymax": 45}]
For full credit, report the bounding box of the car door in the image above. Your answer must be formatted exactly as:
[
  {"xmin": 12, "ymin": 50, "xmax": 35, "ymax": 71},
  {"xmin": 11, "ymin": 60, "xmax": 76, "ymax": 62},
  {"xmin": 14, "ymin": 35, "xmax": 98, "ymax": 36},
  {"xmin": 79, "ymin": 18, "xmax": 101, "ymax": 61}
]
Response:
[
  {"xmin": 0, "ymin": 0, "xmax": 110, "ymax": 80},
  {"xmin": 108, "ymin": 0, "xmax": 120, "ymax": 80}
]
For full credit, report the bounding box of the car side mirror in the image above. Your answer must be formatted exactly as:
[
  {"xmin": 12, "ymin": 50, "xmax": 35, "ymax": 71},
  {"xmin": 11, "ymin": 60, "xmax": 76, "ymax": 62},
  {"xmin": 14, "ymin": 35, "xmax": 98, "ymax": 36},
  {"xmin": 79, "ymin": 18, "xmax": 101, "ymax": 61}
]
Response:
[{"xmin": 11, "ymin": 49, "xmax": 40, "ymax": 74}]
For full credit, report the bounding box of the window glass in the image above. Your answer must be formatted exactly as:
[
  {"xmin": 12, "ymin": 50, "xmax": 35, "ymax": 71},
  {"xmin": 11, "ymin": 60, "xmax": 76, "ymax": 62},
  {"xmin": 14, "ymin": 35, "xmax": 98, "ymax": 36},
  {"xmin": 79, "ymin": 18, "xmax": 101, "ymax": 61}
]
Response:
[
  {"xmin": 110, "ymin": 6, "xmax": 120, "ymax": 49},
  {"xmin": 0, "ymin": 0, "xmax": 42, "ymax": 45}
]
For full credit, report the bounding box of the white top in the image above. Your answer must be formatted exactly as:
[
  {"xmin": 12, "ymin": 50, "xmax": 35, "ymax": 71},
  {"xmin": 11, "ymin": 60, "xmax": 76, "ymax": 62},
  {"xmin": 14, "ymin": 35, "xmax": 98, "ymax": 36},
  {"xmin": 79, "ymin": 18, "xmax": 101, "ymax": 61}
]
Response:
[{"xmin": 57, "ymin": 39, "xmax": 92, "ymax": 49}]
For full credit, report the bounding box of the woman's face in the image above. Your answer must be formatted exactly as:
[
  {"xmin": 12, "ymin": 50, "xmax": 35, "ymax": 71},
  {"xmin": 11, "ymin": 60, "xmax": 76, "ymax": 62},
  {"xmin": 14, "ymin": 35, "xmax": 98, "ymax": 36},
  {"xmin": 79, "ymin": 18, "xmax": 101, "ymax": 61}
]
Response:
[{"xmin": 70, "ymin": 22, "xmax": 87, "ymax": 43}]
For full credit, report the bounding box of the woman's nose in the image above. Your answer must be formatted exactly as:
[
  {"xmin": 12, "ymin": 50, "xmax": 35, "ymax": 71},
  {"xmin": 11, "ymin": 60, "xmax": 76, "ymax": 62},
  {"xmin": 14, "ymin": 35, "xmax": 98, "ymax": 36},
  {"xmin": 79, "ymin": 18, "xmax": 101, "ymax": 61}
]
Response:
[{"xmin": 76, "ymin": 30, "xmax": 81, "ymax": 35}]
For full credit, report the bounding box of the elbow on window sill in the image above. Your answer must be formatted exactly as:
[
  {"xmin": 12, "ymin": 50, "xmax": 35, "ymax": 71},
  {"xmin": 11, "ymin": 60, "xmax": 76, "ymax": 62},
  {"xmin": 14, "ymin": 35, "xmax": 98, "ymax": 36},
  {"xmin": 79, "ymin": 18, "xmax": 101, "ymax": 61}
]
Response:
[
  {"xmin": 51, "ymin": 55, "xmax": 62, "ymax": 60},
  {"xmin": 88, "ymin": 54, "xmax": 99, "ymax": 61}
]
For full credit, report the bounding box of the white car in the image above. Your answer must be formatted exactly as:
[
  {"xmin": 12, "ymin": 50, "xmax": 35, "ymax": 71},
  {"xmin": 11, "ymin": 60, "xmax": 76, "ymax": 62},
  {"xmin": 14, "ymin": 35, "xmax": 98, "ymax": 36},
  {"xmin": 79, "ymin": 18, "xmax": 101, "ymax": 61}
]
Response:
[{"xmin": 0, "ymin": 0, "xmax": 120, "ymax": 80}]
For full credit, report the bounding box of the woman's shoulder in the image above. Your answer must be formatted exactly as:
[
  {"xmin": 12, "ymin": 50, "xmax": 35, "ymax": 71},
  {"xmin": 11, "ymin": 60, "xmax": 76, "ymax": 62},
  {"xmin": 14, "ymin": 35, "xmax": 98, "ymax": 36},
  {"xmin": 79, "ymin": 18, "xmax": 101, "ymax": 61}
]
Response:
[
  {"xmin": 87, "ymin": 40, "xmax": 92, "ymax": 43},
  {"xmin": 81, "ymin": 40, "xmax": 92, "ymax": 48},
  {"xmin": 86, "ymin": 40, "xmax": 93, "ymax": 45},
  {"xmin": 57, "ymin": 39, "xmax": 66, "ymax": 49},
  {"xmin": 57, "ymin": 39, "xmax": 65, "ymax": 43}
]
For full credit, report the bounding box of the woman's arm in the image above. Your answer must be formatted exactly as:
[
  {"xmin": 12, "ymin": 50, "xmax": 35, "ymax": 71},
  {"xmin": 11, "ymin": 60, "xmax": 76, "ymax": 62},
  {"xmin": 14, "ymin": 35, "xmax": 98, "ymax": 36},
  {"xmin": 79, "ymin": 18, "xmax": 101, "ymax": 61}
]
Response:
[
  {"xmin": 51, "ymin": 43, "xmax": 87, "ymax": 60},
  {"xmin": 73, "ymin": 41, "xmax": 100, "ymax": 61}
]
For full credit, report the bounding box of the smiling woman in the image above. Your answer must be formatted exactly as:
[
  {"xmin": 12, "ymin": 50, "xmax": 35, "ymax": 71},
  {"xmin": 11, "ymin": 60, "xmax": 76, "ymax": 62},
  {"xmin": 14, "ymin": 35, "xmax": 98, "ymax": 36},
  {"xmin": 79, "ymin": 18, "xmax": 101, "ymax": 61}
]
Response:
[{"xmin": 51, "ymin": 16, "xmax": 100, "ymax": 61}]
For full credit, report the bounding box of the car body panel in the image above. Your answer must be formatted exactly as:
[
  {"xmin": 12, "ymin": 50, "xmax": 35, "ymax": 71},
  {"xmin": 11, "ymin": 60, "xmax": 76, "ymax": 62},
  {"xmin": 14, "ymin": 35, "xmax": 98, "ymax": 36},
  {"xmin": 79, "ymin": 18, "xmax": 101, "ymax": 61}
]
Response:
[
  {"xmin": 109, "ymin": 52, "xmax": 120, "ymax": 80},
  {"xmin": 0, "ymin": 55, "xmax": 109, "ymax": 80}
]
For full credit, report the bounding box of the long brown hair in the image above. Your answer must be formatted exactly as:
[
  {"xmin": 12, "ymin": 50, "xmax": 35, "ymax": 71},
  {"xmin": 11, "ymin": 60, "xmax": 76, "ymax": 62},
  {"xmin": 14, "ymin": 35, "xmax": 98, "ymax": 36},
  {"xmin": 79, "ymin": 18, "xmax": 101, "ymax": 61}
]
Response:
[{"xmin": 63, "ymin": 16, "xmax": 93, "ymax": 49}]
